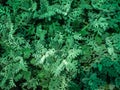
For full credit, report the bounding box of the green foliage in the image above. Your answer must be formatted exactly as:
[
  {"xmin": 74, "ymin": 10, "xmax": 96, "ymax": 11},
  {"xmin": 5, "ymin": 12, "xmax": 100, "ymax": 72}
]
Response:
[{"xmin": 0, "ymin": 0, "xmax": 120, "ymax": 90}]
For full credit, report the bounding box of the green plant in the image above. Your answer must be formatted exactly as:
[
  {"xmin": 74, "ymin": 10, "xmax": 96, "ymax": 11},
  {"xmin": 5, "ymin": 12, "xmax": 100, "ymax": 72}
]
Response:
[{"xmin": 0, "ymin": 0, "xmax": 120, "ymax": 90}]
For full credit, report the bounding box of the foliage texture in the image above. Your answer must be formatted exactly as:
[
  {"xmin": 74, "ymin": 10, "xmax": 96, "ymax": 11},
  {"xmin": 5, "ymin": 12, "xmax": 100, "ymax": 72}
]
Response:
[{"xmin": 0, "ymin": 0, "xmax": 120, "ymax": 90}]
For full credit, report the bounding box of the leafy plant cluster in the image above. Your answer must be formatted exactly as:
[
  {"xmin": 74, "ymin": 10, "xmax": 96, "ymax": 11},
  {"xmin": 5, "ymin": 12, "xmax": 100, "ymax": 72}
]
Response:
[{"xmin": 0, "ymin": 0, "xmax": 120, "ymax": 90}]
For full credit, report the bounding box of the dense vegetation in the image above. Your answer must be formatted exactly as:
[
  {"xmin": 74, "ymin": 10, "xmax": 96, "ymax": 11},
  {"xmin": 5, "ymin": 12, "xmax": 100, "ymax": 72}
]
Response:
[{"xmin": 0, "ymin": 0, "xmax": 120, "ymax": 90}]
